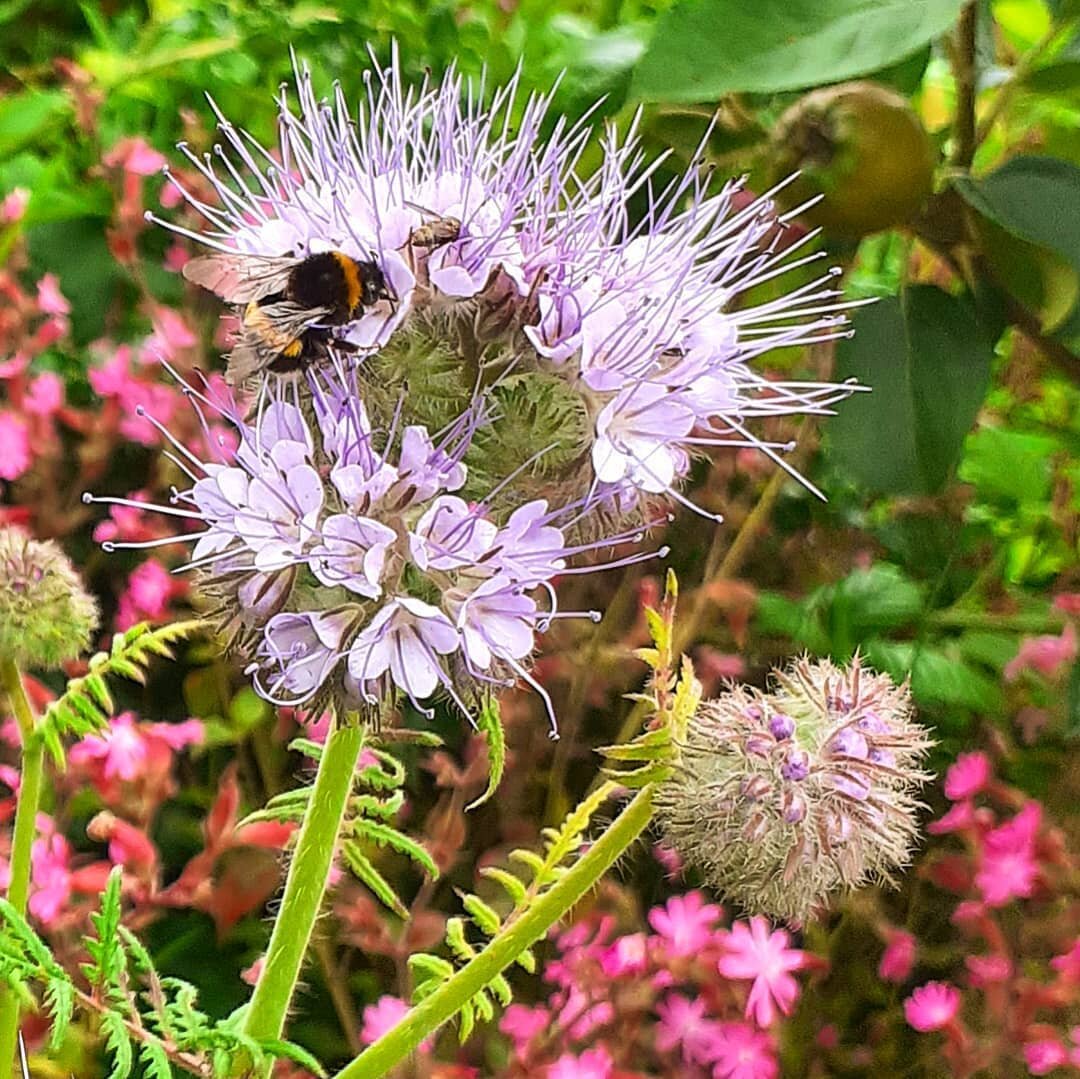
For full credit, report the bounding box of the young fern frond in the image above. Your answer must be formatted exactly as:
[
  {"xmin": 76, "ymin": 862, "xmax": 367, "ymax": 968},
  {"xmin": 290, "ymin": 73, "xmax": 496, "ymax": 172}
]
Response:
[
  {"xmin": 39, "ymin": 620, "xmax": 206, "ymax": 766},
  {"xmin": 407, "ymin": 778, "xmax": 622, "ymax": 1041},
  {"xmin": 0, "ymin": 869, "xmax": 324, "ymax": 1079},
  {"xmin": 402, "ymin": 572, "xmax": 694, "ymax": 1043}
]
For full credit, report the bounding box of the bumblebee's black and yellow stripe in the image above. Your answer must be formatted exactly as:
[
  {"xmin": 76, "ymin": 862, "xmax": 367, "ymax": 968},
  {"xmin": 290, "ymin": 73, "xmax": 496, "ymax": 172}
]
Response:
[{"xmin": 182, "ymin": 249, "xmax": 390, "ymax": 385}]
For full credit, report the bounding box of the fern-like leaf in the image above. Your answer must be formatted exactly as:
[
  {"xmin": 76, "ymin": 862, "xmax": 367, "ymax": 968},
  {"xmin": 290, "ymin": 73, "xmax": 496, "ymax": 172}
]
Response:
[
  {"xmin": 40, "ymin": 620, "xmax": 205, "ymax": 766},
  {"xmin": 467, "ymin": 695, "xmax": 505, "ymax": 810}
]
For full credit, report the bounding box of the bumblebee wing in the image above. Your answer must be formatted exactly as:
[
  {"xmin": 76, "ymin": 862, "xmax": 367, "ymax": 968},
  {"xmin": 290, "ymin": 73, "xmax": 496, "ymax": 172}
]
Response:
[
  {"xmin": 183, "ymin": 254, "xmax": 297, "ymax": 303},
  {"xmin": 224, "ymin": 302, "xmax": 334, "ymax": 387},
  {"xmin": 224, "ymin": 339, "xmax": 266, "ymax": 387},
  {"xmin": 256, "ymin": 300, "xmax": 334, "ymax": 335}
]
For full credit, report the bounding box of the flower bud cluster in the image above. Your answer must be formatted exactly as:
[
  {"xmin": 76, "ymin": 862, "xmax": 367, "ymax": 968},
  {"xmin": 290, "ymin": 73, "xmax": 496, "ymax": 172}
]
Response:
[
  {"xmin": 0, "ymin": 526, "xmax": 98, "ymax": 670},
  {"xmin": 657, "ymin": 655, "xmax": 932, "ymax": 922}
]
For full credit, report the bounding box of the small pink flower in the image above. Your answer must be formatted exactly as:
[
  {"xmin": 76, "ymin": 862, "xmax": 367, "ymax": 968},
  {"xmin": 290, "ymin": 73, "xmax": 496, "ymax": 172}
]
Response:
[
  {"xmin": 1, "ymin": 187, "xmax": 29, "ymax": 223},
  {"xmin": 1005, "ymin": 624, "xmax": 1077, "ymax": 682},
  {"xmin": 1024, "ymin": 1039, "xmax": 1068, "ymax": 1075},
  {"xmin": 547, "ymin": 1047, "xmax": 612, "ymax": 1079},
  {"xmin": 71, "ymin": 713, "xmax": 147, "ymax": 782},
  {"xmin": 975, "ymin": 803, "xmax": 1041, "ymax": 907},
  {"xmin": 648, "ymin": 890, "xmax": 722, "ymax": 957},
  {"xmin": 24, "ymin": 372, "xmax": 64, "ymax": 416},
  {"xmin": 903, "ymin": 982, "xmax": 960, "ymax": 1032},
  {"xmin": 928, "ymin": 800, "xmax": 981, "ymax": 835},
  {"xmin": 89, "ymin": 346, "xmax": 134, "ymax": 398},
  {"xmin": 116, "ymin": 559, "xmax": 183, "ymax": 628},
  {"xmin": 241, "ymin": 955, "xmax": 265, "ymax": 986},
  {"xmin": 499, "ymin": 1004, "xmax": 548, "ymax": 1049},
  {"xmin": 163, "ymin": 241, "xmax": 189, "ymax": 273},
  {"xmin": 599, "ymin": 932, "xmax": 648, "ymax": 976},
  {"xmin": 944, "ymin": 752, "xmax": 991, "ymax": 801},
  {"xmin": 36, "ymin": 273, "xmax": 70, "ymax": 316},
  {"xmin": 655, "ymin": 994, "xmax": 725, "ymax": 1066},
  {"xmin": 1054, "ymin": 593, "xmax": 1080, "ymax": 616},
  {"xmin": 1051, "ymin": 939, "xmax": 1080, "ymax": 982},
  {"xmin": 360, "ymin": 996, "xmax": 431, "ymax": 1051},
  {"xmin": 718, "ymin": 916, "xmax": 804, "ymax": 1028},
  {"xmin": 878, "ymin": 930, "xmax": 916, "ymax": 983},
  {"xmin": 29, "ymin": 822, "xmax": 72, "ymax": 925},
  {"xmin": 965, "ymin": 953, "xmax": 1013, "ymax": 987},
  {"xmin": 0, "ymin": 412, "xmax": 31, "ymax": 481},
  {"xmin": 104, "ymin": 137, "xmax": 167, "ymax": 176},
  {"xmin": 712, "ymin": 1022, "xmax": 778, "ymax": 1079}
]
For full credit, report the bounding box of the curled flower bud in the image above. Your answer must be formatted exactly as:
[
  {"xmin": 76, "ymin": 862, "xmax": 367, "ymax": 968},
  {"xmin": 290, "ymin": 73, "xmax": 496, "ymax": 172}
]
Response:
[
  {"xmin": 656, "ymin": 655, "xmax": 933, "ymax": 923},
  {"xmin": 0, "ymin": 527, "xmax": 98, "ymax": 669}
]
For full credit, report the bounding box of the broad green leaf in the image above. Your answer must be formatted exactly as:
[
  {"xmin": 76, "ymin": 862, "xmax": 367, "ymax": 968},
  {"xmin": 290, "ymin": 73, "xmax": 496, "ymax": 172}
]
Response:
[
  {"xmin": 0, "ymin": 91, "xmax": 71, "ymax": 157},
  {"xmin": 955, "ymin": 158, "xmax": 1080, "ymax": 334},
  {"xmin": 864, "ymin": 639, "xmax": 1004, "ymax": 714},
  {"xmin": 958, "ymin": 426, "xmax": 1057, "ymax": 503},
  {"xmin": 632, "ymin": 0, "xmax": 965, "ymax": 102},
  {"xmin": 828, "ymin": 286, "xmax": 997, "ymax": 494}
]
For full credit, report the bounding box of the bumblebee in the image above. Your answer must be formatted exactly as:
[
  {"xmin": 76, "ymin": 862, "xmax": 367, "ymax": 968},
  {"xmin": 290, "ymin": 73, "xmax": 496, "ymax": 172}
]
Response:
[{"xmin": 183, "ymin": 250, "xmax": 391, "ymax": 385}]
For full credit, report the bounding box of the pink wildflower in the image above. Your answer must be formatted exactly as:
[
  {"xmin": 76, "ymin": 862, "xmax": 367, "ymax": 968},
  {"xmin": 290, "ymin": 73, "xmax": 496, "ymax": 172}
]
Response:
[
  {"xmin": 599, "ymin": 931, "xmax": 648, "ymax": 977},
  {"xmin": 499, "ymin": 1003, "xmax": 549, "ymax": 1049},
  {"xmin": 104, "ymin": 136, "xmax": 167, "ymax": 176},
  {"xmin": 712, "ymin": 1022, "xmax": 778, "ymax": 1079},
  {"xmin": 655, "ymin": 994, "xmax": 725, "ymax": 1066},
  {"xmin": 24, "ymin": 372, "xmax": 64, "ymax": 417},
  {"xmin": 648, "ymin": 890, "xmax": 722, "ymax": 957},
  {"xmin": 965, "ymin": 954, "xmax": 1013, "ymax": 987},
  {"xmin": 1054, "ymin": 593, "xmax": 1080, "ymax": 616},
  {"xmin": 944, "ymin": 752, "xmax": 991, "ymax": 801},
  {"xmin": 116, "ymin": 559, "xmax": 183, "ymax": 628},
  {"xmin": 975, "ymin": 802, "xmax": 1041, "ymax": 907},
  {"xmin": 241, "ymin": 955, "xmax": 265, "ymax": 986},
  {"xmin": 547, "ymin": 1047, "xmax": 612, "ymax": 1079},
  {"xmin": 878, "ymin": 929, "xmax": 916, "ymax": 983},
  {"xmin": 0, "ymin": 187, "xmax": 29, "ymax": 223},
  {"xmin": 903, "ymin": 982, "xmax": 960, "ymax": 1032},
  {"xmin": 360, "ymin": 996, "xmax": 431, "ymax": 1051},
  {"xmin": 89, "ymin": 345, "xmax": 135, "ymax": 398},
  {"xmin": 718, "ymin": 916, "xmax": 804, "ymax": 1028},
  {"xmin": 0, "ymin": 412, "xmax": 31, "ymax": 481},
  {"xmin": 1004, "ymin": 624, "xmax": 1077, "ymax": 682},
  {"xmin": 1024, "ymin": 1039, "xmax": 1068, "ymax": 1075},
  {"xmin": 28, "ymin": 819, "xmax": 71, "ymax": 924},
  {"xmin": 1051, "ymin": 939, "xmax": 1080, "ymax": 982},
  {"xmin": 928, "ymin": 800, "xmax": 982, "ymax": 836},
  {"xmin": 36, "ymin": 273, "xmax": 70, "ymax": 316}
]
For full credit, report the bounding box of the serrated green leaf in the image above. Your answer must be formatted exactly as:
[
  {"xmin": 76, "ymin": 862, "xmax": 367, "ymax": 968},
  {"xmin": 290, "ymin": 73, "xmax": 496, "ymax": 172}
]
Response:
[
  {"xmin": 515, "ymin": 948, "xmax": 536, "ymax": 974},
  {"xmin": 351, "ymin": 819, "xmax": 438, "ymax": 879},
  {"xmin": 508, "ymin": 849, "xmax": 546, "ymax": 876},
  {"xmin": 599, "ymin": 734, "xmax": 672, "ymax": 761},
  {"xmin": 467, "ymin": 696, "xmax": 505, "ymax": 810},
  {"xmin": 472, "ymin": 989, "xmax": 494, "ymax": 1023},
  {"xmin": 340, "ymin": 843, "xmax": 409, "ymax": 919},
  {"xmin": 137, "ymin": 1040, "xmax": 172, "ymax": 1079},
  {"xmin": 460, "ymin": 893, "xmax": 502, "ymax": 936},
  {"xmin": 408, "ymin": 953, "xmax": 455, "ymax": 982},
  {"xmin": 489, "ymin": 972, "xmax": 512, "ymax": 1006},
  {"xmin": 445, "ymin": 917, "xmax": 475, "ymax": 962},
  {"xmin": 479, "ymin": 866, "xmax": 527, "ymax": 905},
  {"xmin": 102, "ymin": 1011, "xmax": 134, "ymax": 1079},
  {"xmin": 633, "ymin": 647, "xmax": 661, "ymax": 667},
  {"xmin": 259, "ymin": 1038, "xmax": 327, "ymax": 1077},
  {"xmin": 602, "ymin": 761, "xmax": 673, "ymax": 787},
  {"xmin": 457, "ymin": 998, "xmax": 475, "ymax": 1044}
]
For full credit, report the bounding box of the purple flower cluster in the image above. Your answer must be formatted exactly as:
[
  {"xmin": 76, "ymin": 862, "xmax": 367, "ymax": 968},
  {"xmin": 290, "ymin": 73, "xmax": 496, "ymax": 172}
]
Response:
[
  {"xmin": 157, "ymin": 50, "xmax": 858, "ymax": 514},
  {"xmin": 88, "ymin": 367, "xmax": 649, "ymax": 728},
  {"xmin": 657, "ymin": 656, "xmax": 933, "ymax": 922},
  {"xmin": 95, "ymin": 50, "xmax": 862, "ymax": 725}
]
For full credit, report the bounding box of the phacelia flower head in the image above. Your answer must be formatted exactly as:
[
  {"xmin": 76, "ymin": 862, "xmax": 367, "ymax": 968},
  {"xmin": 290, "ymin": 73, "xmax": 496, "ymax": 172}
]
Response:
[
  {"xmin": 0, "ymin": 527, "xmax": 98, "ymax": 669},
  {"xmin": 87, "ymin": 366, "xmax": 650, "ymax": 730},
  {"xmin": 97, "ymin": 49, "xmax": 863, "ymax": 731},
  {"xmin": 656, "ymin": 655, "xmax": 933, "ymax": 923},
  {"xmin": 154, "ymin": 49, "xmax": 859, "ymax": 520}
]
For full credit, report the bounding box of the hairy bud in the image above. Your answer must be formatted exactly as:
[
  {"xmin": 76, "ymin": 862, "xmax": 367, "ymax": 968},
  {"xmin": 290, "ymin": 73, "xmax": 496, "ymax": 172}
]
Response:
[
  {"xmin": 656, "ymin": 655, "xmax": 933, "ymax": 923},
  {"xmin": 0, "ymin": 527, "xmax": 98, "ymax": 669}
]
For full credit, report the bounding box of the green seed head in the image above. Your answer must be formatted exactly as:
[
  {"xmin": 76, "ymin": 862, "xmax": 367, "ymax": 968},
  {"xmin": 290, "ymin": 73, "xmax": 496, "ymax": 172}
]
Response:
[{"xmin": 0, "ymin": 527, "xmax": 98, "ymax": 670}]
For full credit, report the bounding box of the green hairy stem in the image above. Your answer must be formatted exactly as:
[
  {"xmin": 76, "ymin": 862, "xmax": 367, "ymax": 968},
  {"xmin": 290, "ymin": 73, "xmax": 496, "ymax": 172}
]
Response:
[
  {"xmin": 241, "ymin": 720, "xmax": 366, "ymax": 1076},
  {"xmin": 337, "ymin": 784, "xmax": 656, "ymax": 1079},
  {"xmin": 0, "ymin": 659, "xmax": 45, "ymax": 1076}
]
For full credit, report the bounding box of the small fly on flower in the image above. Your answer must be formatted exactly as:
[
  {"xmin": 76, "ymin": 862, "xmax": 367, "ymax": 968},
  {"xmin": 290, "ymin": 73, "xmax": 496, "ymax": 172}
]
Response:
[
  {"xmin": 408, "ymin": 214, "xmax": 462, "ymax": 249},
  {"xmin": 182, "ymin": 249, "xmax": 393, "ymax": 385}
]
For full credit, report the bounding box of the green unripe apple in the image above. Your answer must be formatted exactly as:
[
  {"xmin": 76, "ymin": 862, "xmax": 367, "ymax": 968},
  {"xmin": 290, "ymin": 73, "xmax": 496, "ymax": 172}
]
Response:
[{"xmin": 769, "ymin": 82, "xmax": 936, "ymax": 239}]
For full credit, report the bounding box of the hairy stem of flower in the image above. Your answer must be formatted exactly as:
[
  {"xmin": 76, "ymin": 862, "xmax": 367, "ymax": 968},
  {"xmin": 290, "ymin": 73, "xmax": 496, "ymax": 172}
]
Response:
[
  {"xmin": 0, "ymin": 658, "xmax": 44, "ymax": 1077},
  {"xmin": 240, "ymin": 719, "xmax": 365, "ymax": 1074},
  {"xmin": 336, "ymin": 783, "xmax": 656, "ymax": 1079}
]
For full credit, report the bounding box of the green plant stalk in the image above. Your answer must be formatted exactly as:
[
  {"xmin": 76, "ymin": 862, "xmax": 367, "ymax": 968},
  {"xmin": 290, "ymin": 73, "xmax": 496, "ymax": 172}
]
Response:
[
  {"xmin": 241, "ymin": 720, "xmax": 365, "ymax": 1073},
  {"xmin": 337, "ymin": 783, "xmax": 656, "ymax": 1079},
  {"xmin": 0, "ymin": 659, "xmax": 45, "ymax": 1076}
]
